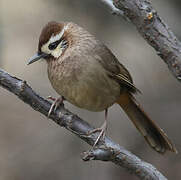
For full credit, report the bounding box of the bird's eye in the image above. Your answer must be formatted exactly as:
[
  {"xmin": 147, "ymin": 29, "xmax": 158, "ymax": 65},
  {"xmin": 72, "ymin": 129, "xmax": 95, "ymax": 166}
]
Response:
[{"xmin": 48, "ymin": 41, "xmax": 59, "ymax": 50}]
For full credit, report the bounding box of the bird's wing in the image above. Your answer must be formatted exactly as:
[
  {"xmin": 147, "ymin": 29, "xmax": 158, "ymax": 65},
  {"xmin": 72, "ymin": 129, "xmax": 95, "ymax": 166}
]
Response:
[
  {"xmin": 94, "ymin": 44, "xmax": 140, "ymax": 94},
  {"xmin": 113, "ymin": 73, "xmax": 141, "ymax": 94}
]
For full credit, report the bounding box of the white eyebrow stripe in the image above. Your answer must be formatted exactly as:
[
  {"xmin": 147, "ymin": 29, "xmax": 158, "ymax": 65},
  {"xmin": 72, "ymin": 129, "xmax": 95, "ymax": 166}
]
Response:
[
  {"xmin": 49, "ymin": 24, "xmax": 68, "ymax": 43},
  {"xmin": 41, "ymin": 24, "xmax": 69, "ymax": 56}
]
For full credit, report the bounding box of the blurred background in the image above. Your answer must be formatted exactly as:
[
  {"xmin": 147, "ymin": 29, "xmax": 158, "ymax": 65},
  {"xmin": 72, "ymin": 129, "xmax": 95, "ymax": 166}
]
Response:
[{"xmin": 1, "ymin": 0, "xmax": 181, "ymax": 179}]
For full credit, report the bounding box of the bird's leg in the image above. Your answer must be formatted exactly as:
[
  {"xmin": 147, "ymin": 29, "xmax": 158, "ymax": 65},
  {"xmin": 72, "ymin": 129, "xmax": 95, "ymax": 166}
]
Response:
[
  {"xmin": 88, "ymin": 109, "xmax": 108, "ymax": 147},
  {"xmin": 47, "ymin": 96, "xmax": 65, "ymax": 117}
]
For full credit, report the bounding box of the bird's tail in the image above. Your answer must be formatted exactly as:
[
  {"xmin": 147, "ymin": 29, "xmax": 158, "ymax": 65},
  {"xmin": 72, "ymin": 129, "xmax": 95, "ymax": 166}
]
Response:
[{"xmin": 117, "ymin": 93, "xmax": 177, "ymax": 154}]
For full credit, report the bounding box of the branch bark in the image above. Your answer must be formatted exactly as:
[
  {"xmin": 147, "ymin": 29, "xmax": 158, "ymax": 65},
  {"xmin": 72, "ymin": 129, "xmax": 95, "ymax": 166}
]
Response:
[
  {"xmin": 0, "ymin": 68, "xmax": 167, "ymax": 180},
  {"xmin": 101, "ymin": 0, "xmax": 181, "ymax": 81}
]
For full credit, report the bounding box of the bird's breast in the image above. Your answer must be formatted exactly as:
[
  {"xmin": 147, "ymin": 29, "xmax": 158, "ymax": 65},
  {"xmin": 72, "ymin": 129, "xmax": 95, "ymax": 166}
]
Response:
[{"xmin": 47, "ymin": 56, "xmax": 120, "ymax": 112}]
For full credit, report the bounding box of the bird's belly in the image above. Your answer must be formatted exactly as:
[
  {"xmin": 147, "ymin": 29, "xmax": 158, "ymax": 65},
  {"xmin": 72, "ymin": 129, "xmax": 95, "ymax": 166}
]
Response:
[
  {"xmin": 48, "ymin": 58, "xmax": 121, "ymax": 112},
  {"xmin": 67, "ymin": 83, "xmax": 118, "ymax": 111},
  {"xmin": 50, "ymin": 72, "xmax": 120, "ymax": 112}
]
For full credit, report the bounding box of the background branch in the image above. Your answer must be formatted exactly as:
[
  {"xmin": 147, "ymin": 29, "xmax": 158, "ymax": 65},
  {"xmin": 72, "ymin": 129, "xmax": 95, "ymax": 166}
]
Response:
[
  {"xmin": 0, "ymin": 68, "xmax": 167, "ymax": 180},
  {"xmin": 101, "ymin": 0, "xmax": 181, "ymax": 81}
]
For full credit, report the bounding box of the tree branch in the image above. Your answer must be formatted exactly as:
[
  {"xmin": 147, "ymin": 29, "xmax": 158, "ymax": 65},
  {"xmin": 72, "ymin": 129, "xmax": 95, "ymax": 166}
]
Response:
[
  {"xmin": 0, "ymin": 68, "xmax": 167, "ymax": 180},
  {"xmin": 101, "ymin": 0, "xmax": 181, "ymax": 81},
  {"xmin": 100, "ymin": 0, "xmax": 124, "ymax": 16}
]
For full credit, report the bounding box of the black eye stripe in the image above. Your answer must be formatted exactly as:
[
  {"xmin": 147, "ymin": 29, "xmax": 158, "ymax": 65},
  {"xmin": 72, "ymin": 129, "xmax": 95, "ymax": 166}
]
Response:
[
  {"xmin": 48, "ymin": 39, "xmax": 62, "ymax": 50},
  {"xmin": 48, "ymin": 38, "xmax": 68, "ymax": 51}
]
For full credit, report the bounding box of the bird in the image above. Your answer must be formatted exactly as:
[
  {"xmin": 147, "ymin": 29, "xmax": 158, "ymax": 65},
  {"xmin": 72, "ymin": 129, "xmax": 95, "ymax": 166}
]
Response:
[{"xmin": 28, "ymin": 21, "xmax": 177, "ymax": 154}]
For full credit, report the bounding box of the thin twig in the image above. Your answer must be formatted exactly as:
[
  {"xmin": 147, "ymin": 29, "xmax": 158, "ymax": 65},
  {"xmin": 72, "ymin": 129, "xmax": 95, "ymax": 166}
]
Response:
[
  {"xmin": 0, "ymin": 68, "xmax": 167, "ymax": 180},
  {"xmin": 101, "ymin": 0, "xmax": 124, "ymax": 16}
]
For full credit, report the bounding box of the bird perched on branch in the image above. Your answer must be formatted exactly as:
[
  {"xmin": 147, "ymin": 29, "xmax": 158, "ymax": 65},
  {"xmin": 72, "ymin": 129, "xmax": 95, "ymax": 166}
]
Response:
[{"xmin": 28, "ymin": 21, "xmax": 177, "ymax": 154}]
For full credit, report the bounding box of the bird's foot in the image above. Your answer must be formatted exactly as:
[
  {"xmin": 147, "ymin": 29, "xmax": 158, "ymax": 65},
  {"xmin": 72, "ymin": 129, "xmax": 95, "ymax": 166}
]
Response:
[
  {"xmin": 47, "ymin": 96, "xmax": 65, "ymax": 118},
  {"xmin": 88, "ymin": 120, "xmax": 107, "ymax": 147}
]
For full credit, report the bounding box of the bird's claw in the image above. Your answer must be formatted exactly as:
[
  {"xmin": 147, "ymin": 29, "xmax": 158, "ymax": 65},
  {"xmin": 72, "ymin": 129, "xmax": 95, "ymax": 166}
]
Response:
[
  {"xmin": 47, "ymin": 96, "xmax": 64, "ymax": 118},
  {"xmin": 88, "ymin": 120, "xmax": 107, "ymax": 147}
]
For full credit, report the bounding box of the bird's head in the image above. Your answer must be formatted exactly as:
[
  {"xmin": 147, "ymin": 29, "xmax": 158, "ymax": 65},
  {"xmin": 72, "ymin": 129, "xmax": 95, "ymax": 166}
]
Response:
[{"xmin": 28, "ymin": 21, "xmax": 69, "ymax": 65}]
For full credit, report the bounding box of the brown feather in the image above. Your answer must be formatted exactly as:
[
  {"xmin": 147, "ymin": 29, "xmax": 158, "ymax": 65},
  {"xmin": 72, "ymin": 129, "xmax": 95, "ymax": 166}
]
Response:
[
  {"xmin": 38, "ymin": 21, "xmax": 64, "ymax": 53},
  {"xmin": 117, "ymin": 93, "xmax": 177, "ymax": 154}
]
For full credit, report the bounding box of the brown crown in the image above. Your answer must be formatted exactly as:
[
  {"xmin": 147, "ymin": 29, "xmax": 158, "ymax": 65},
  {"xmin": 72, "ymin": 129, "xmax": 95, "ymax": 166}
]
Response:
[{"xmin": 38, "ymin": 21, "xmax": 64, "ymax": 52}]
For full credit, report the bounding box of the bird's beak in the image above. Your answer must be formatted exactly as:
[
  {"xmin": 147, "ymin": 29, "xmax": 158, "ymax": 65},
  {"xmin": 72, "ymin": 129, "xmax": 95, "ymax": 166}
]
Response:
[{"xmin": 27, "ymin": 52, "xmax": 49, "ymax": 65}]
